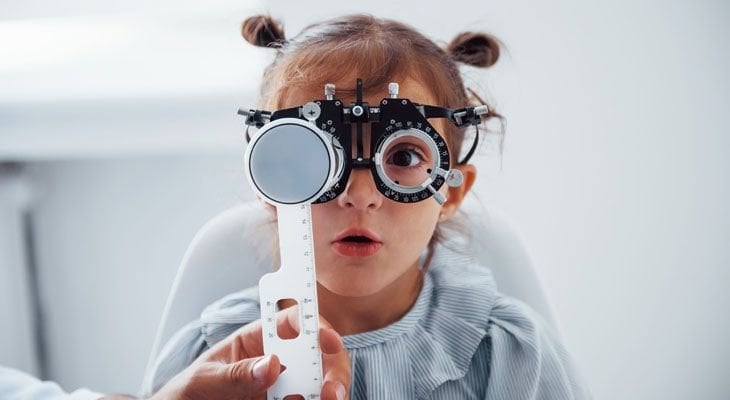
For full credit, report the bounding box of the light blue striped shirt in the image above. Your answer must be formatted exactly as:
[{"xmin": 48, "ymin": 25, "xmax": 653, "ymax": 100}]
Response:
[{"xmin": 144, "ymin": 249, "xmax": 591, "ymax": 399}]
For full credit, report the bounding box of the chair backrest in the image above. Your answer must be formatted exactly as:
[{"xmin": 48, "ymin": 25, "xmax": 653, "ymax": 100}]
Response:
[{"xmin": 142, "ymin": 197, "xmax": 558, "ymax": 385}]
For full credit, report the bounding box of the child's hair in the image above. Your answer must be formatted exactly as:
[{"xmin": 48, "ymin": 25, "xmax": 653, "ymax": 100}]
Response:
[{"xmin": 242, "ymin": 14, "xmax": 506, "ymax": 264}]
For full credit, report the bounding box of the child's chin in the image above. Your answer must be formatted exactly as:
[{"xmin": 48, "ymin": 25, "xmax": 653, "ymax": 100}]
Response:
[{"xmin": 320, "ymin": 277, "xmax": 387, "ymax": 298}]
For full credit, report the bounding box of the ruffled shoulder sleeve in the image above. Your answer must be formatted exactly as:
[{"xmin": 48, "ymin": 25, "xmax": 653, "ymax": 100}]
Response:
[{"xmin": 484, "ymin": 295, "xmax": 592, "ymax": 399}]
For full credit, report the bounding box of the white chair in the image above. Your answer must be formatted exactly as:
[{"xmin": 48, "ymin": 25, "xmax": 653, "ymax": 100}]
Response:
[{"xmin": 142, "ymin": 196, "xmax": 559, "ymax": 386}]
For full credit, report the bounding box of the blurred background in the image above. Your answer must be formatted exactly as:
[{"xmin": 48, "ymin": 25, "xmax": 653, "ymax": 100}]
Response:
[{"xmin": 1, "ymin": 0, "xmax": 728, "ymax": 398}]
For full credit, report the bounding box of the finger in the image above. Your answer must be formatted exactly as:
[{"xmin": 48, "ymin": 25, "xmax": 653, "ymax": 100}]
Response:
[
  {"xmin": 203, "ymin": 307, "xmax": 332, "ymax": 364},
  {"xmin": 319, "ymin": 327, "xmax": 344, "ymax": 355},
  {"xmin": 172, "ymin": 355, "xmax": 281, "ymax": 400},
  {"xmin": 221, "ymin": 354, "xmax": 282, "ymax": 397},
  {"xmin": 321, "ymin": 379, "xmax": 348, "ymax": 400},
  {"xmin": 322, "ymin": 357, "xmax": 351, "ymax": 397},
  {"xmin": 321, "ymin": 343, "xmax": 352, "ymax": 400},
  {"xmin": 274, "ymin": 303, "xmax": 301, "ymax": 340}
]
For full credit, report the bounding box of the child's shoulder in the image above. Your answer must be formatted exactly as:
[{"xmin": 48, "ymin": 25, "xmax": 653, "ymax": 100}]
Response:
[
  {"xmin": 428, "ymin": 259, "xmax": 591, "ymax": 398},
  {"xmin": 203, "ymin": 285, "xmax": 260, "ymax": 315},
  {"xmin": 427, "ymin": 250, "xmax": 562, "ymax": 352},
  {"xmin": 483, "ymin": 294, "xmax": 592, "ymax": 398},
  {"xmin": 198, "ymin": 285, "xmax": 261, "ymax": 345}
]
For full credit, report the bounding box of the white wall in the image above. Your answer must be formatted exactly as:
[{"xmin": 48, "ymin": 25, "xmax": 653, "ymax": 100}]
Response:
[
  {"xmin": 22, "ymin": 156, "xmax": 254, "ymax": 393},
  {"xmin": 1, "ymin": 0, "xmax": 729, "ymax": 398},
  {"xmin": 0, "ymin": 167, "xmax": 39, "ymax": 376}
]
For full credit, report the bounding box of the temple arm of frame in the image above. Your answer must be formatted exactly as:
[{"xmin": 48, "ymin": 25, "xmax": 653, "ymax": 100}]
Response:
[
  {"xmin": 238, "ymin": 105, "xmax": 303, "ymax": 128},
  {"xmin": 419, "ymin": 104, "xmax": 489, "ymax": 128}
]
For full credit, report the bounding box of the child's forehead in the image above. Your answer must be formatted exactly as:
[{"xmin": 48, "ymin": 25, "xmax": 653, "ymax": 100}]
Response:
[{"xmin": 278, "ymin": 77, "xmax": 439, "ymax": 108}]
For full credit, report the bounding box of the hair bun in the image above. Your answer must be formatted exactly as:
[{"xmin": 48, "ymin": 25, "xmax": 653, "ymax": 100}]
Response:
[
  {"xmin": 446, "ymin": 32, "xmax": 500, "ymax": 68},
  {"xmin": 241, "ymin": 15, "xmax": 286, "ymax": 48}
]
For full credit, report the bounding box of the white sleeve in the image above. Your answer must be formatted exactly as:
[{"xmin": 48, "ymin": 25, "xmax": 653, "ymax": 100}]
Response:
[{"xmin": 0, "ymin": 366, "xmax": 104, "ymax": 400}]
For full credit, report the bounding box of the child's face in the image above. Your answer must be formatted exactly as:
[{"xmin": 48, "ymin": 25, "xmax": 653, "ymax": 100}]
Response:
[{"xmin": 278, "ymin": 77, "xmax": 460, "ymax": 298}]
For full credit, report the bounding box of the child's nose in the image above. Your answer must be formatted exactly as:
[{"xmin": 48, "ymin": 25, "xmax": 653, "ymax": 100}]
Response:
[{"xmin": 336, "ymin": 168, "xmax": 383, "ymax": 210}]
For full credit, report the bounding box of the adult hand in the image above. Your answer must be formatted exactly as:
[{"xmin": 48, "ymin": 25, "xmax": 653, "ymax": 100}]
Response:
[{"xmin": 148, "ymin": 306, "xmax": 351, "ymax": 400}]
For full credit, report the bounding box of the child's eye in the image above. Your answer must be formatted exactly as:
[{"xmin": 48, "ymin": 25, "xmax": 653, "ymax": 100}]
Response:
[{"xmin": 387, "ymin": 148, "xmax": 425, "ymax": 167}]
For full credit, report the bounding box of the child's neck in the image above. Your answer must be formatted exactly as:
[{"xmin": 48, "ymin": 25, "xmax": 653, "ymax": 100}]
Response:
[{"xmin": 317, "ymin": 265, "xmax": 424, "ymax": 336}]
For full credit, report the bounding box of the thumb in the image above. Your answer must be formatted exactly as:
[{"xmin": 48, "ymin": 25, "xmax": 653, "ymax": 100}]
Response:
[{"xmin": 217, "ymin": 355, "xmax": 281, "ymax": 397}]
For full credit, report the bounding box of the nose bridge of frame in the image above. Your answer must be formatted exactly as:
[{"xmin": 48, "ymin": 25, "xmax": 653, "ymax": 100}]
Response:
[
  {"xmin": 348, "ymin": 122, "xmax": 374, "ymax": 160},
  {"xmin": 341, "ymin": 165, "xmax": 380, "ymax": 201}
]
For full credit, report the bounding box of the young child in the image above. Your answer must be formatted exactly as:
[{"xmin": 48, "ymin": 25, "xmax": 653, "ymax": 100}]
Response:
[{"xmin": 144, "ymin": 14, "xmax": 591, "ymax": 400}]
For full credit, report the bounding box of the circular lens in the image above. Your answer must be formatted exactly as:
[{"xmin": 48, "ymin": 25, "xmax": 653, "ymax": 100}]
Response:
[
  {"xmin": 248, "ymin": 120, "xmax": 332, "ymax": 204},
  {"xmin": 377, "ymin": 129, "xmax": 439, "ymax": 191}
]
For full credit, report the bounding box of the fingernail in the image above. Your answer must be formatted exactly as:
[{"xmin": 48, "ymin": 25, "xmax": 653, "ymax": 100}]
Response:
[
  {"xmin": 252, "ymin": 355, "xmax": 270, "ymax": 382},
  {"xmin": 336, "ymin": 382, "xmax": 346, "ymax": 400}
]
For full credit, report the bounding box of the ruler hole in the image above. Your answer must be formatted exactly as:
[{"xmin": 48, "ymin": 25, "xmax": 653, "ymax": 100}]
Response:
[
  {"xmin": 275, "ymin": 298, "xmax": 301, "ymax": 340},
  {"xmin": 283, "ymin": 395, "xmax": 305, "ymax": 400}
]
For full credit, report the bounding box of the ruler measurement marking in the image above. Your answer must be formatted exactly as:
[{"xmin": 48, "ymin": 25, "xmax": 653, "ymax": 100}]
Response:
[{"xmin": 260, "ymin": 204, "xmax": 323, "ymax": 400}]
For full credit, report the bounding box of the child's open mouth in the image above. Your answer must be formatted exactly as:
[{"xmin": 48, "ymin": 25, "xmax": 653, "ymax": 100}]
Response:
[{"xmin": 332, "ymin": 230, "xmax": 383, "ymax": 258}]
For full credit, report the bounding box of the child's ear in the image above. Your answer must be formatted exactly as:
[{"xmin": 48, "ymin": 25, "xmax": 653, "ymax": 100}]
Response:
[{"xmin": 440, "ymin": 164, "xmax": 477, "ymax": 220}]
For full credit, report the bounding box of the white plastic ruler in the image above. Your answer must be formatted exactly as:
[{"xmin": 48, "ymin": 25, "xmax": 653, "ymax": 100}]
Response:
[{"xmin": 259, "ymin": 203, "xmax": 323, "ymax": 400}]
